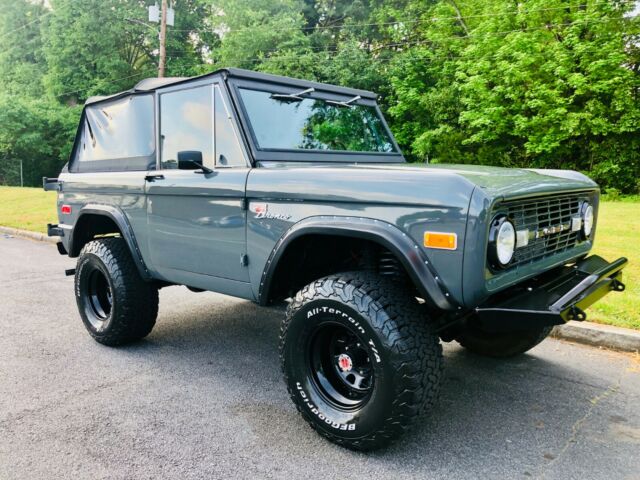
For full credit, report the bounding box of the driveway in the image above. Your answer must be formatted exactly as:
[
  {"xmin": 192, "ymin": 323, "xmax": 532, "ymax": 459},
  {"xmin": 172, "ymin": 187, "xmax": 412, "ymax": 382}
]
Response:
[{"xmin": 0, "ymin": 235, "xmax": 638, "ymax": 480}]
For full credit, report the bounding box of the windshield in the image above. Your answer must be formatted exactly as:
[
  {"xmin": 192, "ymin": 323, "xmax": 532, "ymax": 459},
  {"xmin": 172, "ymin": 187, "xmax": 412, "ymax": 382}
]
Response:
[{"xmin": 237, "ymin": 88, "xmax": 397, "ymax": 153}]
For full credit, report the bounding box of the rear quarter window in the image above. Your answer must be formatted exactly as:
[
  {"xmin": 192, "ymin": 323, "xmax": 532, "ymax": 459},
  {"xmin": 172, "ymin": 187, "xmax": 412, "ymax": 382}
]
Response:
[{"xmin": 71, "ymin": 94, "xmax": 155, "ymax": 172}]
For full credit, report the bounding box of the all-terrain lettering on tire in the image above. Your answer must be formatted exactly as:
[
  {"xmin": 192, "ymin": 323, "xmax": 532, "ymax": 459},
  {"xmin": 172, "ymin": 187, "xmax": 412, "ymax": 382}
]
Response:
[{"xmin": 280, "ymin": 272, "xmax": 443, "ymax": 451}]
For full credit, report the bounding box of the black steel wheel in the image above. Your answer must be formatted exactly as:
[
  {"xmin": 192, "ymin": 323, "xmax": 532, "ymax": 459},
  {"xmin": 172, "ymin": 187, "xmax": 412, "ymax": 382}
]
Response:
[
  {"xmin": 309, "ymin": 322, "xmax": 375, "ymax": 410},
  {"xmin": 75, "ymin": 237, "xmax": 158, "ymax": 346},
  {"xmin": 280, "ymin": 272, "xmax": 443, "ymax": 451},
  {"xmin": 85, "ymin": 267, "xmax": 113, "ymax": 330}
]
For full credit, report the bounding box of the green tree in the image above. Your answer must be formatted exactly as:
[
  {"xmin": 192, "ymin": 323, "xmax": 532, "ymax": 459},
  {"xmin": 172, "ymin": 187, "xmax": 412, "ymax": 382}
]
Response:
[
  {"xmin": 1, "ymin": 0, "xmax": 638, "ymax": 191},
  {"xmin": 386, "ymin": 0, "xmax": 640, "ymax": 191},
  {"xmin": 0, "ymin": 0, "xmax": 48, "ymax": 97},
  {"xmin": 41, "ymin": 0, "xmax": 212, "ymax": 103},
  {"xmin": 41, "ymin": 0, "xmax": 163, "ymax": 104},
  {"xmin": 206, "ymin": 0, "xmax": 390, "ymax": 94},
  {"xmin": 206, "ymin": 0, "xmax": 310, "ymax": 71},
  {"xmin": 0, "ymin": 94, "xmax": 78, "ymax": 186},
  {"xmin": 0, "ymin": 0, "xmax": 214, "ymax": 186}
]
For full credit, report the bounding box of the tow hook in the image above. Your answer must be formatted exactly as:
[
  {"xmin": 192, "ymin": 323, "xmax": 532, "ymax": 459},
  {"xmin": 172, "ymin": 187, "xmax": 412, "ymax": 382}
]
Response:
[{"xmin": 65, "ymin": 268, "xmax": 76, "ymax": 277}]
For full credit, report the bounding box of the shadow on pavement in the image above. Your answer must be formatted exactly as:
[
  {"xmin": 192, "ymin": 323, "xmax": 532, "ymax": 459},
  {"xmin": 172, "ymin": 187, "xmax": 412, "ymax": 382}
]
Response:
[{"xmin": 114, "ymin": 292, "xmax": 611, "ymax": 473}]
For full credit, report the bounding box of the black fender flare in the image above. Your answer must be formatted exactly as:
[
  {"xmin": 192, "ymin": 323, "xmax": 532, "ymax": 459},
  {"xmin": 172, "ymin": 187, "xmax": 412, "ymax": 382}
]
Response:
[
  {"xmin": 258, "ymin": 216, "xmax": 459, "ymax": 311},
  {"xmin": 70, "ymin": 204, "xmax": 152, "ymax": 281}
]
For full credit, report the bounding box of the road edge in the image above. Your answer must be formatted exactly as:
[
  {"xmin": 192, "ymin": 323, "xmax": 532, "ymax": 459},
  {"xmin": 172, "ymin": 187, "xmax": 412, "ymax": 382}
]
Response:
[
  {"xmin": 551, "ymin": 321, "xmax": 640, "ymax": 353},
  {"xmin": 0, "ymin": 225, "xmax": 59, "ymax": 244},
  {"xmin": 2, "ymin": 224, "xmax": 638, "ymax": 353}
]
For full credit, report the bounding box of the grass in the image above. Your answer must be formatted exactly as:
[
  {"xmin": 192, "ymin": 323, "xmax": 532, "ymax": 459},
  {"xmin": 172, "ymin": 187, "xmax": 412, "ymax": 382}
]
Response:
[
  {"xmin": 589, "ymin": 202, "xmax": 640, "ymax": 330},
  {"xmin": 0, "ymin": 186, "xmax": 638, "ymax": 329},
  {"xmin": 0, "ymin": 186, "xmax": 57, "ymax": 234},
  {"xmin": 600, "ymin": 193, "xmax": 640, "ymax": 203}
]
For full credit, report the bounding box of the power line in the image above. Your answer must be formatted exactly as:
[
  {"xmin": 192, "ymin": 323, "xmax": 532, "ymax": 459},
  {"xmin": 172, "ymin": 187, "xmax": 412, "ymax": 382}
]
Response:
[
  {"xmin": 168, "ymin": 0, "xmax": 637, "ymax": 35},
  {"xmin": 41, "ymin": 8, "xmax": 640, "ymax": 101},
  {"xmin": 51, "ymin": 17, "xmax": 631, "ymax": 105},
  {"xmin": 53, "ymin": 12, "xmax": 636, "ymax": 101},
  {"xmin": 0, "ymin": 10, "xmax": 51, "ymax": 41},
  {"xmin": 163, "ymin": 15, "xmax": 634, "ymax": 58},
  {"xmin": 0, "ymin": 34, "xmax": 41, "ymax": 57},
  {"xmin": 54, "ymin": 69, "xmax": 156, "ymax": 100},
  {"xmin": 429, "ymin": 0, "xmax": 639, "ymax": 22},
  {"xmin": 167, "ymin": 25, "xmax": 633, "ymax": 71}
]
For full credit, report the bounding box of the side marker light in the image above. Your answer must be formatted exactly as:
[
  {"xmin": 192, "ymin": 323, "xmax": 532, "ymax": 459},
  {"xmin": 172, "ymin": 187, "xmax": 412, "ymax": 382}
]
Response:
[{"xmin": 424, "ymin": 231, "xmax": 457, "ymax": 250}]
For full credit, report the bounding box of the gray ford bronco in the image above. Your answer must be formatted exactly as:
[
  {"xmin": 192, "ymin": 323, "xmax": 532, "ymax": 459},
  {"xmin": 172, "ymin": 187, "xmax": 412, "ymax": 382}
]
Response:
[{"xmin": 44, "ymin": 68, "xmax": 627, "ymax": 450}]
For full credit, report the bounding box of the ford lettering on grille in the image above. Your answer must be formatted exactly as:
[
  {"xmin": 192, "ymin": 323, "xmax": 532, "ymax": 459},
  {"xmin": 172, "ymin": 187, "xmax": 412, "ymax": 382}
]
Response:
[{"xmin": 498, "ymin": 192, "xmax": 592, "ymax": 268}]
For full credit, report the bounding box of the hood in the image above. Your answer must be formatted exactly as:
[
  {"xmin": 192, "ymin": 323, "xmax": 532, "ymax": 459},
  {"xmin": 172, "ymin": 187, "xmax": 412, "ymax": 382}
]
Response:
[
  {"xmin": 250, "ymin": 162, "xmax": 597, "ymax": 208},
  {"xmin": 359, "ymin": 163, "xmax": 598, "ymax": 200}
]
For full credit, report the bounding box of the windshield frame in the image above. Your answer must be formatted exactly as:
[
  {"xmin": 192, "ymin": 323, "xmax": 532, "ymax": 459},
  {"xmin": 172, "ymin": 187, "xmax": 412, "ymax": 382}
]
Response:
[{"xmin": 227, "ymin": 77, "xmax": 405, "ymax": 163}]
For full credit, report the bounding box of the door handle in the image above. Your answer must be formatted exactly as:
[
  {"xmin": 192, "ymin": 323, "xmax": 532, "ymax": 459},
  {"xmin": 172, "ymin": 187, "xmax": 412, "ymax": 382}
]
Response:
[{"xmin": 145, "ymin": 174, "xmax": 165, "ymax": 182}]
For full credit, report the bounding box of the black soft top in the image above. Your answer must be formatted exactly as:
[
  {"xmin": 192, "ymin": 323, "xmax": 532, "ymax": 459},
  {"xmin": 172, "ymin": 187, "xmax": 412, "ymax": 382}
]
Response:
[
  {"xmin": 85, "ymin": 68, "xmax": 378, "ymax": 106},
  {"xmin": 73, "ymin": 68, "xmax": 400, "ymax": 170}
]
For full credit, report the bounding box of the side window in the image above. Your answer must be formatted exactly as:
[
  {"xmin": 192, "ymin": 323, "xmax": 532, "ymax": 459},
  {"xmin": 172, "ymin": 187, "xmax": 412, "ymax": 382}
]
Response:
[
  {"xmin": 214, "ymin": 85, "xmax": 246, "ymax": 167},
  {"xmin": 160, "ymin": 85, "xmax": 214, "ymax": 169},
  {"xmin": 73, "ymin": 94, "xmax": 155, "ymax": 172}
]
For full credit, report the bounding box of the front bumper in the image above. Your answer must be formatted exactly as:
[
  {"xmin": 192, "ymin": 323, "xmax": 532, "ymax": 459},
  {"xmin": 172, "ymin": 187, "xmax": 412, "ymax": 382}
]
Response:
[{"xmin": 475, "ymin": 255, "xmax": 627, "ymax": 332}]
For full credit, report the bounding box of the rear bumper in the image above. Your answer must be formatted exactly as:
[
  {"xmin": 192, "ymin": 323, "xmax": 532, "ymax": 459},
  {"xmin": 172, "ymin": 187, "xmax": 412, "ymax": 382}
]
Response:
[
  {"xmin": 475, "ymin": 255, "xmax": 627, "ymax": 332},
  {"xmin": 47, "ymin": 223, "xmax": 70, "ymax": 255}
]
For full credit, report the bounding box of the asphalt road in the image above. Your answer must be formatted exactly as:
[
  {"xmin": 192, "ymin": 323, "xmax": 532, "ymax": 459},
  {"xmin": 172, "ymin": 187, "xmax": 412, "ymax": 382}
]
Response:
[{"xmin": 0, "ymin": 235, "xmax": 639, "ymax": 480}]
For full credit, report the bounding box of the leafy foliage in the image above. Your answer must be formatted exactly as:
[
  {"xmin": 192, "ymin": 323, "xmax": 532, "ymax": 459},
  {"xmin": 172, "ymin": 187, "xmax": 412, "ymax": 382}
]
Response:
[
  {"xmin": 384, "ymin": 0, "xmax": 640, "ymax": 190},
  {"xmin": 0, "ymin": 0, "xmax": 638, "ymax": 191},
  {"xmin": 0, "ymin": 0, "xmax": 210, "ymax": 186},
  {"xmin": 300, "ymin": 102, "xmax": 394, "ymax": 152}
]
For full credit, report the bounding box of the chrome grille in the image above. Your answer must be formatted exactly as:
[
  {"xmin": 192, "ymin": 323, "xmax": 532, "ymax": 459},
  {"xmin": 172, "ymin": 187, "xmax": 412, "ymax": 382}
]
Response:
[{"xmin": 501, "ymin": 192, "xmax": 590, "ymax": 267}]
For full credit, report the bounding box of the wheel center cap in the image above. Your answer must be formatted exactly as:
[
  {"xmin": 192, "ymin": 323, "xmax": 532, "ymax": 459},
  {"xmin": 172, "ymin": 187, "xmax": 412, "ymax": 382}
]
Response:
[{"xmin": 338, "ymin": 353, "xmax": 353, "ymax": 372}]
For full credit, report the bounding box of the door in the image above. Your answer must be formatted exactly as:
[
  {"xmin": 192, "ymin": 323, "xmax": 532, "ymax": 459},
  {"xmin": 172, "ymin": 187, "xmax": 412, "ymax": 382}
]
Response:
[{"xmin": 146, "ymin": 81, "xmax": 250, "ymax": 284}]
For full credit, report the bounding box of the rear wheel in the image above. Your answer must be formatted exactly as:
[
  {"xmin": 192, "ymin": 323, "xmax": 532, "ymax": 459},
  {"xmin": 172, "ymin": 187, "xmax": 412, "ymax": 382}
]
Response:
[
  {"xmin": 280, "ymin": 272, "xmax": 443, "ymax": 450},
  {"xmin": 455, "ymin": 321, "xmax": 552, "ymax": 358},
  {"xmin": 75, "ymin": 237, "xmax": 158, "ymax": 346}
]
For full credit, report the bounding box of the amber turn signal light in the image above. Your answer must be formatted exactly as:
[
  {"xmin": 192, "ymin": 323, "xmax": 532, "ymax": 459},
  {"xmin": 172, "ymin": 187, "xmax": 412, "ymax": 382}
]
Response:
[{"xmin": 423, "ymin": 231, "xmax": 457, "ymax": 250}]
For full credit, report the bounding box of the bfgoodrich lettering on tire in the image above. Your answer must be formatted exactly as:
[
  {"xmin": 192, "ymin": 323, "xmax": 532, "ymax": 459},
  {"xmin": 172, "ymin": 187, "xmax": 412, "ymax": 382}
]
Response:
[
  {"xmin": 75, "ymin": 237, "xmax": 159, "ymax": 346},
  {"xmin": 279, "ymin": 272, "xmax": 443, "ymax": 450}
]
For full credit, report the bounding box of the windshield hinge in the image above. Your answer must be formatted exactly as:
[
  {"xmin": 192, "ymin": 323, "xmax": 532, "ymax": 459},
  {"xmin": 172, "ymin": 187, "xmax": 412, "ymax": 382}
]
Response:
[
  {"xmin": 270, "ymin": 87, "xmax": 314, "ymax": 102},
  {"xmin": 326, "ymin": 95, "xmax": 361, "ymax": 108}
]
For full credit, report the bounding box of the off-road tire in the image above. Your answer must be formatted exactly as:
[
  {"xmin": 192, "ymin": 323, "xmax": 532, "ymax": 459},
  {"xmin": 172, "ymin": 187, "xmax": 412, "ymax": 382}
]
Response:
[
  {"xmin": 280, "ymin": 272, "xmax": 443, "ymax": 451},
  {"xmin": 455, "ymin": 322, "xmax": 552, "ymax": 358},
  {"xmin": 75, "ymin": 237, "xmax": 158, "ymax": 346}
]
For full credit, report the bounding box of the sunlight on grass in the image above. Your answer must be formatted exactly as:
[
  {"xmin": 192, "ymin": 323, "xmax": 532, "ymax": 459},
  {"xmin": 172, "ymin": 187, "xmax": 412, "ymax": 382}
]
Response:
[
  {"xmin": 0, "ymin": 186, "xmax": 637, "ymax": 329},
  {"xmin": 590, "ymin": 202, "xmax": 640, "ymax": 330},
  {"xmin": 0, "ymin": 186, "xmax": 57, "ymax": 234}
]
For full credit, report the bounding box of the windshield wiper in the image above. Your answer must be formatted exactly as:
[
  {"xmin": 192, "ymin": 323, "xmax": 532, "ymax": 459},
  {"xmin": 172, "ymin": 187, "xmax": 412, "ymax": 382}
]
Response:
[
  {"xmin": 270, "ymin": 87, "xmax": 315, "ymax": 102},
  {"xmin": 326, "ymin": 95, "xmax": 361, "ymax": 108}
]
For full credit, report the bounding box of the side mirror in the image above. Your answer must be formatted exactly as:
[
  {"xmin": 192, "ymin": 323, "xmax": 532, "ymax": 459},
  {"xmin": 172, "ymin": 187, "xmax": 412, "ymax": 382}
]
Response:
[{"xmin": 177, "ymin": 150, "xmax": 203, "ymax": 170}]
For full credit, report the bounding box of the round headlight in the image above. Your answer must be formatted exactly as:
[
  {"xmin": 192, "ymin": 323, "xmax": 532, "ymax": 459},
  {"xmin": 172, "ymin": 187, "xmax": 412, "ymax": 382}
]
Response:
[
  {"xmin": 582, "ymin": 203, "xmax": 594, "ymax": 237},
  {"xmin": 489, "ymin": 216, "xmax": 516, "ymax": 267}
]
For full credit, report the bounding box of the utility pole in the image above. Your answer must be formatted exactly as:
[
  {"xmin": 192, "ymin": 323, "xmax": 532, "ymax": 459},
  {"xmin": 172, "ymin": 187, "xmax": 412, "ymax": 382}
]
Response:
[{"xmin": 158, "ymin": 0, "xmax": 168, "ymax": 78}]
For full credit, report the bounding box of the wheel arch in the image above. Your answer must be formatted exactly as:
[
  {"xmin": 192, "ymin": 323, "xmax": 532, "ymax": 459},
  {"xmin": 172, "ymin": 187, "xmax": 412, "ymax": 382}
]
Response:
[
  {"xmin": 69, "ymin": 205, "xmax": 151, "ymax": 281},
  {"xmin": 258, "ymin": 216, "xmax": 459, "ymax": 311}
]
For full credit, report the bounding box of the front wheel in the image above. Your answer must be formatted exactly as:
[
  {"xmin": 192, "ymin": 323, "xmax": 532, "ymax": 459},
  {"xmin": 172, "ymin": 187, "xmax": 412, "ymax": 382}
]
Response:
[
  {"xmin": 455, "ymin": 321, "xmax": 552, "ymax": 358},
  {"xmin": 280, "ymin": 272, "xmax": 443, "ymax": 451}
]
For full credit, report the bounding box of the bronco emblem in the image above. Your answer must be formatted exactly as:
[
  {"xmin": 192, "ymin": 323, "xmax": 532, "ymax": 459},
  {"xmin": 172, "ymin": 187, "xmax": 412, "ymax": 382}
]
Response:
[{"xmin": 251, "ymin": 203, "xmax": 292, "ymax": 220}]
